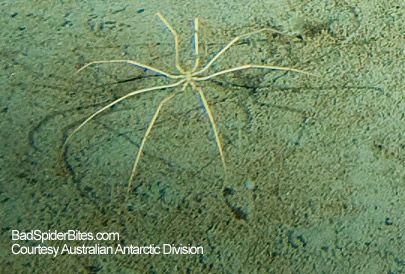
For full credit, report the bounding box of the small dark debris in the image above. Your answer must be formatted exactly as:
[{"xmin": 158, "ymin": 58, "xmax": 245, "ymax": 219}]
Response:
[
  {"xmin": 148, "ymin": 266, "xmax": 158, "ymax": 274},
  {"xmin": 296, "ymin": 34, "xmax": 304, "ymax": 41},
  {"xmin": 199, "ymin": 254, "xmax": 206, "ymax": 264},
  {"xmin": 297, "ymin": 234, "xmax": 307, "ymax": 247},
  {"xmin": 194, "ymin": 193, "xmax": 202, "ymax": 203},
  {"xmin": 394, "ymin": 257, "xmax": 405, "ymax": 266},
  {"xmin": 374, "ymin": 143, "xmax": 383, "ymax": 150},
  {"xmin": 385, "ymin": 217, "xmax": 393, "ymax": 225},
  {"xmin": 230, "ymin": 206, "xmax": 248, "ymax": 220},
  {"xmin": 271, "ymin": 251, "xmax": 280, "ymax": 257},
  {"xmin": 104, "ymin": 20, "xmax": 116, "ymax": 26},
  {"xmin": 303, "ymin": 21, "xmax": 330, "ymax": 37},
  {"xmin": 19, "ymin": 26, "xmax": 26, "ymax": 31},
  {"xmin": 222, "ymin": 187, "xmax": 235, "ymax": 196},
  {"xmin": 2, "ymin": 226, "xmax": 11, "ymax": 233},
  {"xmin": 288, "ymin": 230, "xmax": 307, "ymax": 249},
  {"xmin": 83, "ymin": 186, "xmax": 93, "ymax": 193},
  {"xmin": 111, "ymin": 7, "xmax": 127, "ymax": 14},
  {"xmin": 62, "ymin": 20, "xmax": 73, "ymax": 27},
  {"xmin": 137, "ymin": 8, "xmax": 145, "ymax": 14},
  {"xmin": 17, "ymin": 172, "xmax": 27, "ymax": 179},
  {"xmin": 85, "ymin": 264, "xmax": 102, "ymax": 273},
  {"xmin": 287, "ymin": 230, "xmax": 299, "ymax": 249},
  {"xmin": 321, "ymin": 246, "xmax": 329, "ymax": 252},
  {"xmin": 11, "ymin": 12, "xmax": 18, "ymax": 18},
  {"xmin": 159, "ymin": 189, "xmax": 166, "ymax": 199}
]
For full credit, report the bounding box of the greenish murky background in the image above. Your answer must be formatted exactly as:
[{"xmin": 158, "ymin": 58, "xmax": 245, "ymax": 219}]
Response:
[{"xmin": 1, "ymin": 0, "xmax": 404, "ymax": 273}]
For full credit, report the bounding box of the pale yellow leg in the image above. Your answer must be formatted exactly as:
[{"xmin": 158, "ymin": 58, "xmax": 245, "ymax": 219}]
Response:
[
  {"xmin": 156, "ymin": 12, "xmax": 185, "ymax": 74},
  {"xmin": 76, "ymin": 59, "xmax": 180, "ymax": 79},
  {"xmin": 127, "ymin": 92, "xmax": 178, "ymax": 193},
  {"xmin": 194, "ymin": 28, "xmax": 281, "ymax": 75},
  {"xmin": 63, "ymin": 80, "xmax": 186, "ymax": 155},
  {"xmin": 194, "ymin": 85, "xmax": 226, "ymax": 170},
  {"xmin": 191, "ymin": 17, "xmax": 200, "ymax": 72}
]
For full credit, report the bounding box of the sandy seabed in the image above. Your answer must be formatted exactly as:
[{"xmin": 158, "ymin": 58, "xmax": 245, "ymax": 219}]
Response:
[{"xmin": 1, "ymin": 0, "xmax": 404, "ymax": 273}]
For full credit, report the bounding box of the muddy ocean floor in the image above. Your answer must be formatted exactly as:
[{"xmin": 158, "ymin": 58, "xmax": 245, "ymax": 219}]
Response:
[{"xmin": 1, "ymin": 0, "xmax": 404, "ymax": 273}]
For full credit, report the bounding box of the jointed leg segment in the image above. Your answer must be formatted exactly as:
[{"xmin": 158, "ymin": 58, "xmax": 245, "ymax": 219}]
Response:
[
  {"xmin": 127, "ymin": 92, "xmax": 177, "ymax": 193},
  {"xmin": 63, "ymin": 80, "xmax": 186, "ymax": 151},
  {"xmin": 195, "ymin": 27, "xmax": 282, "ymax": 76},
  {"xmin": 76, "ymin": 59, "xmax": 180, "ymax": 79},
  {"xmin": 156, "ymin": 12, "xmax": 185, "ymax": 74},
  {"xmin": 192, "ymin": 17, "xmax": 200, "ymax": 72},
  {"xmin": 194, "ymin": 85, "xmax": 226, "ymax": 170}
]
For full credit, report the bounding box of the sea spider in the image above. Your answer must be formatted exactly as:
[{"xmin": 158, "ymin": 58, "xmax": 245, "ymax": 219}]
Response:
[{"xmin": 63, "ymin": 12, "xmax": 314, "ymax": 194}]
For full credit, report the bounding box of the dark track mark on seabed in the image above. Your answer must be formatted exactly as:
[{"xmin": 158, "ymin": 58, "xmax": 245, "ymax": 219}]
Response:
[
  {"xmin": 29, "ymin": 101, "xmax": 220, "ymax": 209},
  {"xmin": 29, "ymin": 65, "xmax": 387, "ymax": 209},
  {"xmin": 59, "ymin": 118, "xmax": 218, "ymax": 210}
]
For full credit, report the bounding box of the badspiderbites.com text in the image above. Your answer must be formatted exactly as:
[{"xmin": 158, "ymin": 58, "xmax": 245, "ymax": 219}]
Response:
[
  {"xmin": 10, "ymin": 230, "xmax": 204, "ymax": 257},
  {"xmin": 12, "ymin": 229, "xmax": 119, "ymax": 242}
]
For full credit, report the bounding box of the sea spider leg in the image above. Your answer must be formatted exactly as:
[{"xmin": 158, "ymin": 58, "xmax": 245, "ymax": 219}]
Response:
[
  {"xmin": 127, "ymin": 92, "xmax": 178, "ymax": 193},
  {"xmin": 156, "ymin": 12, "xmax": 185, "ymax": 74},
  {"xmin": 191, "ymin": 17, "xmax": 200, "ymax": 72},
  {"xmin": 63, "ymin": 80, "xmax": 186, "ymax": 151},
  {"xmin": 195, "ymin": 64, "xmax": 317, "ymax": 81},
  {"xmin": 194, "ymin": 27, "xmax": 281, "ymax": 76},
  {"xmin": 193, "ymin": 84, "xmax": 226, "ymax": 170},
  {"xmin": 76, "ymin": 60, "xmax": 180, "ymax": 79}
]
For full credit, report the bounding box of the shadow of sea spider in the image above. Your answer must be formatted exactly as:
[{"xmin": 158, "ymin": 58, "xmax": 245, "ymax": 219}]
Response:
[{"xmin": 64, "ymin": 12, "xmax": 314, "ymax": 194}]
